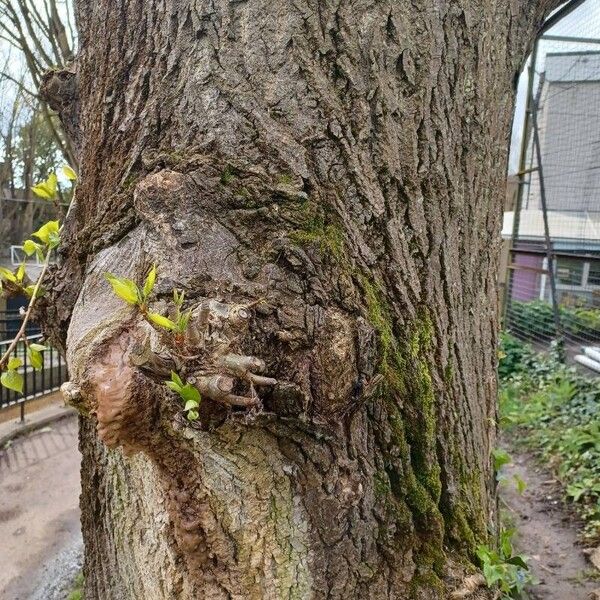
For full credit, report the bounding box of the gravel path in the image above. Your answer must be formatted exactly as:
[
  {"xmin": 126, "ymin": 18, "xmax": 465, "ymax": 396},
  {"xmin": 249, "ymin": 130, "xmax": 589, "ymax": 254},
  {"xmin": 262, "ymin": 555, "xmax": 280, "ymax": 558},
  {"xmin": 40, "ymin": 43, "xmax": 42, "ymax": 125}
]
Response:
[{"xmin": 0, "ymin": 416, "xmax": 82, "ymax": 600}]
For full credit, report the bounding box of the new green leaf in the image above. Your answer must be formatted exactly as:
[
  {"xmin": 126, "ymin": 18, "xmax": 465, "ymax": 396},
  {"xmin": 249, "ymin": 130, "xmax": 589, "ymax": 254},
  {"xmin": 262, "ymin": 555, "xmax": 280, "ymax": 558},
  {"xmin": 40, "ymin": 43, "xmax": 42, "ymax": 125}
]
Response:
[
  {"xmin": 32, "ymin": 220, "xmax": 60, "ymax": 247},
  {"xmin": 0, "ymin": 267, "xmax": 17, "ymax": 283},
  {"xmin": 184, "ymin": 399, "xmax": 199, "ymax": 411},
  {"xmin": 180, "ymin": 384, "xmax": 201, "ymax": 404},
  {"xmin": 1, "ymin": 369, "xmax": 23, "ymax": 393},
  {"xmin": 187, "ymin": 409, "xmax": 199, "ymax": 421},
  {"xmin": 147, "ymin": 311, "xmax": 175, "ymax": 330},
  {"xmin": 62, "ymin": 165, "xmax": 78, "ymax": 181},
  {"xmin": 23, "ymin": 239, "xmax": 42, "ymax": 257},
  {"xmin": 31, "ymin": 172, "xmax": 58, "ymax": 200},
  {"xmin": 104, "ymin": 273, "xmax": 140, "ymax": 305},
  {"xmin": 7, "ymin": 357, "xmax": 22, "ymax": 370},
  {"xmin": 28, "ymin": 347, "xmax": 43, "ymax": 370},
  {"xmin": 143, "ymin": 264, "xmax": 157, "ymax": 299}
]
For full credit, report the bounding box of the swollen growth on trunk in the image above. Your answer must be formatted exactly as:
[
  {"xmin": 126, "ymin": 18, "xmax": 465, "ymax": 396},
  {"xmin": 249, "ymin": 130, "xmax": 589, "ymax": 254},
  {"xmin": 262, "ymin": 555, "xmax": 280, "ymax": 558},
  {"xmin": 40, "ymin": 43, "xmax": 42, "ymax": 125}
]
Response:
[{"xmin": 31, "ymin": 1, "xmax": 565, "ymax": 598}]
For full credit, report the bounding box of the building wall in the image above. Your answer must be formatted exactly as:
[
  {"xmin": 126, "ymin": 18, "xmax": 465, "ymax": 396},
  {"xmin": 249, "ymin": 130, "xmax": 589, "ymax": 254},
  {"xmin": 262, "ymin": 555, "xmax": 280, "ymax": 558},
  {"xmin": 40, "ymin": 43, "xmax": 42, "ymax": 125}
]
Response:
[
  {"xmin": 511, "ymin": 252, "xmax": 545, "ymax": 301},
  {"xmin": 526, "ymin": 52, "xmax": 600, "ymax": 218}
]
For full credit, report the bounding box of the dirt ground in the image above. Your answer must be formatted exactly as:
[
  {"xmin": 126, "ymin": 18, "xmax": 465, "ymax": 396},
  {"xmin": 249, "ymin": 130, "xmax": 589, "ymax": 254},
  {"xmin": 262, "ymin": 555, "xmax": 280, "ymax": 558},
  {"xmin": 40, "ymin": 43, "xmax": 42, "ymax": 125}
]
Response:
[
  {"xmin": 501, "ymin": 449, "xmax": 599, "ymax": 600},
  {"xmin": 0, "ymin": 416, "xmax": 82, "ymax": 600}
]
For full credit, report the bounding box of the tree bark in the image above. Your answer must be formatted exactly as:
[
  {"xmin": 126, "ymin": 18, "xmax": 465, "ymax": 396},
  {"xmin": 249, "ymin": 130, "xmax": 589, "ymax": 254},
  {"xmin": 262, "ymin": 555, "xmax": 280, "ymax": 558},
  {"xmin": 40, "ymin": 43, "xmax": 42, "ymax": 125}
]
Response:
[{"xmin": 45, "ymin": 1, "xmax": 563, "ymax": 598}]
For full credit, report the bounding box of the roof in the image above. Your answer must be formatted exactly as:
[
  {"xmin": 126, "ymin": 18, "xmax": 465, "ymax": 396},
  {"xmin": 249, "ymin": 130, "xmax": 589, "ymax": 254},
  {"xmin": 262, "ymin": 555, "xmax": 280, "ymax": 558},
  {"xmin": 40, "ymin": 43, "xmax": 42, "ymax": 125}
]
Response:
[
  {"xmin": 545, "ymin": 51, "xmax": 600, "ymax": 82},
  {"xmin": 502, "ymin": 210, "xmax": 600, "ymax": 250}
]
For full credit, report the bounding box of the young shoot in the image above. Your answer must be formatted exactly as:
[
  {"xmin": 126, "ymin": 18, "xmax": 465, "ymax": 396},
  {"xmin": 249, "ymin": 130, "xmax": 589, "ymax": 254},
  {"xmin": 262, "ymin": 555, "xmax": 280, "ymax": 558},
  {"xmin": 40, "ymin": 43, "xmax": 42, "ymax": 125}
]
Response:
[
  {"xmin": 165, "ymin": 371, "xmax": 201, "ymax": 421},
  {"xmin": 0, "ymin": 165, "xmax": 76, "ymax": 394},
  {"xmin": 104, "ymin": 264, "xmax": 156, "ymax": 310},
  {"xmin": 105, "ymin": 265, "xmax": 191, "ymax": 337}
]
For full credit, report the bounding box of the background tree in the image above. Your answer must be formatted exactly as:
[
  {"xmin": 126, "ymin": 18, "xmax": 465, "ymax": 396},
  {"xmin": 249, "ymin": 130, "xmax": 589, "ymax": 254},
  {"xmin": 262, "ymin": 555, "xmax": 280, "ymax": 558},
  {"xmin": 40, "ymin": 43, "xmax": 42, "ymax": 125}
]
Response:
[
  {"xmin": 42, "ymin": 1, "xmax": 568, "ymax": 598},
  {"xmin": 0, "ymin": 0, "xmax": 76, "ymax": 165},
  {"xmin": 0, "ymin": 87, "xmax": 67, "ymax": 261}
]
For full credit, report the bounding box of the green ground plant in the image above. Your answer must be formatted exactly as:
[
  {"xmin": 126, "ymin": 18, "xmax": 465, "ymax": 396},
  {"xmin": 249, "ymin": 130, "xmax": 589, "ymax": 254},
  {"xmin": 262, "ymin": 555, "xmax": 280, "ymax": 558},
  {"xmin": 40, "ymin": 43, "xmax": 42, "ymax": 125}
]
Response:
[
  {"xmin": 67, "ymin": 571, "xmax": 84, "ymax": 600},
  {"xmin": 499, "ymin": 332, "xmax": 600, "ymax": 543},
  {"xmin": 476, "ymin": 527, "xmax": 535, "ymax": 599},
  {"xmin": 508, "ymin": 300, "xmax": 600, "ymax": 340}
]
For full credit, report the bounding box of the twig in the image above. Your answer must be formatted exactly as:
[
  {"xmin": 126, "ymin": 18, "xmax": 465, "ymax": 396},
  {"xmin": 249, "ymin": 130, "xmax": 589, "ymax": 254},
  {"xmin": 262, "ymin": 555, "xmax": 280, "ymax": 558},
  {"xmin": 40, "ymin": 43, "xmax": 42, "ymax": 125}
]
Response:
[{"xmin": 0, "ymin": 249, "xmax": 52, "ymax": 369}]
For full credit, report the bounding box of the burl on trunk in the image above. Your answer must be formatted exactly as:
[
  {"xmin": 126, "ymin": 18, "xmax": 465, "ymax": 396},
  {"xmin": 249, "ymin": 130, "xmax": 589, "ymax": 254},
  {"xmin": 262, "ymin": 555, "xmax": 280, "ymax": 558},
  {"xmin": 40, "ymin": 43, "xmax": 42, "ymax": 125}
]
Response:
[{"xmin": 40, "ymin": 1, "xmax": 560, "ymax": 598}]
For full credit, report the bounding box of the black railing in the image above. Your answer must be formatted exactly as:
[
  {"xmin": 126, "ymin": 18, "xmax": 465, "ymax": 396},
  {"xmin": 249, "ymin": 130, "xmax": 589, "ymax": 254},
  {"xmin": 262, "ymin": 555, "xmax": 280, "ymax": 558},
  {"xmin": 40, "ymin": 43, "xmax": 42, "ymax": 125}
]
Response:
[
  {"xmin": 0, "ymin": 310, "xmax": 41, "ymax": 340},
  {"xmin": 0, "ymin": 333, "xmax": 68, "ymax": 420}
]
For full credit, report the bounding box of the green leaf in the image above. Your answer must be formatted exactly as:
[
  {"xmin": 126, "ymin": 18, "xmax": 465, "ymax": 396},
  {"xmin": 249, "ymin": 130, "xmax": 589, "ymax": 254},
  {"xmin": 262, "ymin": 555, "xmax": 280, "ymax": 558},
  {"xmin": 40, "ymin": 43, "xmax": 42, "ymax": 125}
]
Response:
[
  {"xmin": 29, "ymin": 343, "xmax": 47, "ymax": 352},
  {"xmin": 104, "ymin": 273, "xmax": 141, "ymax": 305},
  {"xmin": 506, "ymin": 555, "xmax": 529, "ymax": 570},
  {"xmin": 173, "ymin": 289, "xmax": 185, "ymax": 307},
  {"xmin": 184, "ymin": 399, "xmax": 199, "ymax": 411},
  {"xmin": 22, "ymin": 239, "xmax": 41, "ymax": 256},
  {"xmin": 175, "ymin": 310, "xmax": 192, "ymax": 334},
  {"xmin": 47, "ymin": 232, "xmax": 61, "ymax": 249},
  {"xmin": 492, "ymin": 448, "xmax": 511, "ymax": 472},
  {"xmin": 180, "ymin": 384, "xmax": 201, "ymax": 404},
  {"xmin": 7, "ymin": 357, "xmax": 22, "ymax": 370},
  {"xmin": 31, "ymin": 172, "xmax": 58, "ymax": 200},
  {"xmin": 147, "ymin": 311, "xmax": 176, "ymax": 330},
  {"xmin": 15, "ymin": 264, "xmax": 25, "ymax": 283},
  {"xmin": 28, "ymin": 348, "xmax": 43, "ymax": 370},
  {"xmin": 483, "ymin": 563, "xmax": 503, "ymax": 586},
  {"xmin": 62, "ymin": 165, "xmax": 77, "ymax": 181},
  {"xmin": 165, "ymin": 380, "xmax": 182, "ymax": 393},
  {"xmin": 24, "ymin": 285, "xmax": 43, "ymax": 299},
  {"xmin": 32, "ymin": 220, "xmax": 60, "ymax": 245},
  {"xmin": 187, "ymin": 409, "xmax": 199, "ymax": 421},
  {"xmin": 143, "ymin": 264, "xmax": 157, "ymax": 299},
  {"xmin": 1, "ymin": 369, "xmax": 23, "ymax": 393},
  {"xmin": 0, "ymin": 267, "xmax": 17, "ymax": 283},
  {"xmin": 170, "ymin": 371, "xmax": 184, "ymax": 388},
  {"xmin": 513, "ymin": 474, "xmax": 527, "ymax": 495},
  {"xmin": 500, "ymin": 528, "xmax": 514, "ymax": 558}
]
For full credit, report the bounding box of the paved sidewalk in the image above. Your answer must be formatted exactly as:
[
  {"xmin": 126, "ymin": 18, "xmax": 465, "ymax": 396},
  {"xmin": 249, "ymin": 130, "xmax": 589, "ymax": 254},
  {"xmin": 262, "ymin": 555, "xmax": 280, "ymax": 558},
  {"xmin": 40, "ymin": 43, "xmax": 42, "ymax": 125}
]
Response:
[{"xmin": 0, "ymin": 415, "xmax": 82, "ymax": 600}]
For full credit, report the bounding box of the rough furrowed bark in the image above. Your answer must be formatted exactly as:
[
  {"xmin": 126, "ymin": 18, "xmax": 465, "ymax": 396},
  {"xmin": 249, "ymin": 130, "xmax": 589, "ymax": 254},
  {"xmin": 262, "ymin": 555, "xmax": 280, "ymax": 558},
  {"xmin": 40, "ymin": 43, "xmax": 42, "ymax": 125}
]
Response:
[{"xmin": 42, "ymin": 1, "xmax": 562, "ymax": 598}]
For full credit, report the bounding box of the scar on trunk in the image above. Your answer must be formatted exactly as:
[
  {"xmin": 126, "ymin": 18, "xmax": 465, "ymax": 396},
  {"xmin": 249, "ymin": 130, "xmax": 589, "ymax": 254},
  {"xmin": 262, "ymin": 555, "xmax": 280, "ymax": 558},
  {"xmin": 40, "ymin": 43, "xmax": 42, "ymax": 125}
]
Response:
[
  {"xmin": 61, "ymin": 299, "xmax": 282, "ymax": 453},
  {"xmin": 86, "ymin": 331, "xmax": 155, "ymax": 455}
]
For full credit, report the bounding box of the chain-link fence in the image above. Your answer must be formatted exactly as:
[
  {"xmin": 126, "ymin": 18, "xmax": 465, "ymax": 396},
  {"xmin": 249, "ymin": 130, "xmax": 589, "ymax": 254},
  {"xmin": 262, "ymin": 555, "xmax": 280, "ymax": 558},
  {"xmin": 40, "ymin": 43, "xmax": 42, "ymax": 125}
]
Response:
[{"xmin": 503, "ymin": 0, "xmax": 600, "ymax": 370}]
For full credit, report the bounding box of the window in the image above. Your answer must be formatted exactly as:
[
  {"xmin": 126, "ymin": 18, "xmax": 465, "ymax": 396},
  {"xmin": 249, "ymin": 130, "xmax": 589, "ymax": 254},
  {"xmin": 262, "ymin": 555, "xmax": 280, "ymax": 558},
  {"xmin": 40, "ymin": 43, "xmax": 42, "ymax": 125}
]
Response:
[
  {"xmin": 588, "ymin": 261, "xmax": 600, "ymax": 286},
  {"xmin": 556, "ymin": 258, "xmax": 584, "ymax": 286}
]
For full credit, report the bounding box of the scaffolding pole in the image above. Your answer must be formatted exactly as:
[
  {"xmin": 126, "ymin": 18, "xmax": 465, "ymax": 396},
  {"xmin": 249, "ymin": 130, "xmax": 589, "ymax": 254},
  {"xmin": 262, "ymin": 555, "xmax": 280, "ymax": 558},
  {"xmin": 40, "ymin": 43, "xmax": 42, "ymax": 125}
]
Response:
[{"xmin": 530, "ymin": 88, "xmax": 565, "ymax": 357}]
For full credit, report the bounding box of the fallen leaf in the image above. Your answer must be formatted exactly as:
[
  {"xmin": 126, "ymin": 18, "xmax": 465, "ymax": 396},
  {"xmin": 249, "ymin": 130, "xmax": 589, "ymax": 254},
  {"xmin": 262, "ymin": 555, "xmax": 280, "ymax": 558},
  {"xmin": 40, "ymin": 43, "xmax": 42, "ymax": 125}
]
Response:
[
  {"xmin": 450, "ymin": 574, "xmax": 486, "ymax": 599},
  {"xmin": 588, "ymin": 547, "xmax": 600, "ymax": 572}
]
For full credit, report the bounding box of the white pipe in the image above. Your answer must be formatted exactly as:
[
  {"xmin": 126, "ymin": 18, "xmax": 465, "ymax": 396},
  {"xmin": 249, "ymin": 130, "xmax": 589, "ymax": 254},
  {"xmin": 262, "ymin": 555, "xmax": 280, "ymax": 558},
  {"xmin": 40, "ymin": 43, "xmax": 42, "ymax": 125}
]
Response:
[
  {"xmin": 574, "ymin": 354, "xmax": 600, "ymax": 374},
  {"xmin": 583, "ymin": 347, "xmax": 600, "ymax": 363}
]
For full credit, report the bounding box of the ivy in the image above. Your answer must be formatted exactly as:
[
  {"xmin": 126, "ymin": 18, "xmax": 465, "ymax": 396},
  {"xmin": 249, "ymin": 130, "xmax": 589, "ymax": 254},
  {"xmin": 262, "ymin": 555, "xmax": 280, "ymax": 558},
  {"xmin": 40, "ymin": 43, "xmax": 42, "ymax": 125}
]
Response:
[
  {"xmin": 476, "ymin": 528, "xmax": 534, "ymax": 599},
  {"xmin": 499, "ymin": 332, "xmax": 600, "ymax": 543}
]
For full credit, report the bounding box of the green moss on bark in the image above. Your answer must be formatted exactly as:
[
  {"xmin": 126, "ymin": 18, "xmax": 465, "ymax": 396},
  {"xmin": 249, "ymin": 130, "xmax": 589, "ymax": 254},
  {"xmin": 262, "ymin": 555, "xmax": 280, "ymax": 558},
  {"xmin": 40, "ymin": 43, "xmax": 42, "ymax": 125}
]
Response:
[
  {"xmin": 359, "ymin": 275, "xmax": 448, "ymax": 587},
  {"xmin": 288, "ymin": 202, "xmax": 345, "ymax": 261}
]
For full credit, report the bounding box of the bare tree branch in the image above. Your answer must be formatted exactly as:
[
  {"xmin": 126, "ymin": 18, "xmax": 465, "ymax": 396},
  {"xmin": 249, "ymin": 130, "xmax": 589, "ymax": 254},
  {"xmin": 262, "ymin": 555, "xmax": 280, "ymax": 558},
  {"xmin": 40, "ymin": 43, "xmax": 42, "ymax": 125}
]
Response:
[{"xmin": 0, "ymin": 0, "xmax": 77, "ymax": 165}]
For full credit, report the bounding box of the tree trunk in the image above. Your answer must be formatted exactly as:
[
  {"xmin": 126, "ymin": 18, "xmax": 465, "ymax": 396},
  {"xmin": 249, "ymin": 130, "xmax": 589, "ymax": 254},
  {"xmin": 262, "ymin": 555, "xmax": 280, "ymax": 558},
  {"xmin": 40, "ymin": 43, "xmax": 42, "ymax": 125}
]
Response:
[{"xmin": 43, "ymin": 1, "xmax": 562, "ymax": 598}]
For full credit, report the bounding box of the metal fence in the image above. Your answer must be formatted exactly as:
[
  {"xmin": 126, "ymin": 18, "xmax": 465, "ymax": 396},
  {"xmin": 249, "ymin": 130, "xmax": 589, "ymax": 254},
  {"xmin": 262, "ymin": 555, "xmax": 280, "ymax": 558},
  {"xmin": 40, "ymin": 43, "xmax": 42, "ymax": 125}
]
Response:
[
  {"xmin": 0, "ymin": 311, "xmax": 41, "ymax": 340},
  {"xmin": 0, "ymin": 333, "xmax": 68, "ymax": 419},
  {"xmin": 503, "ymin": 0, "xmax": 600, "ymax": 371}
]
